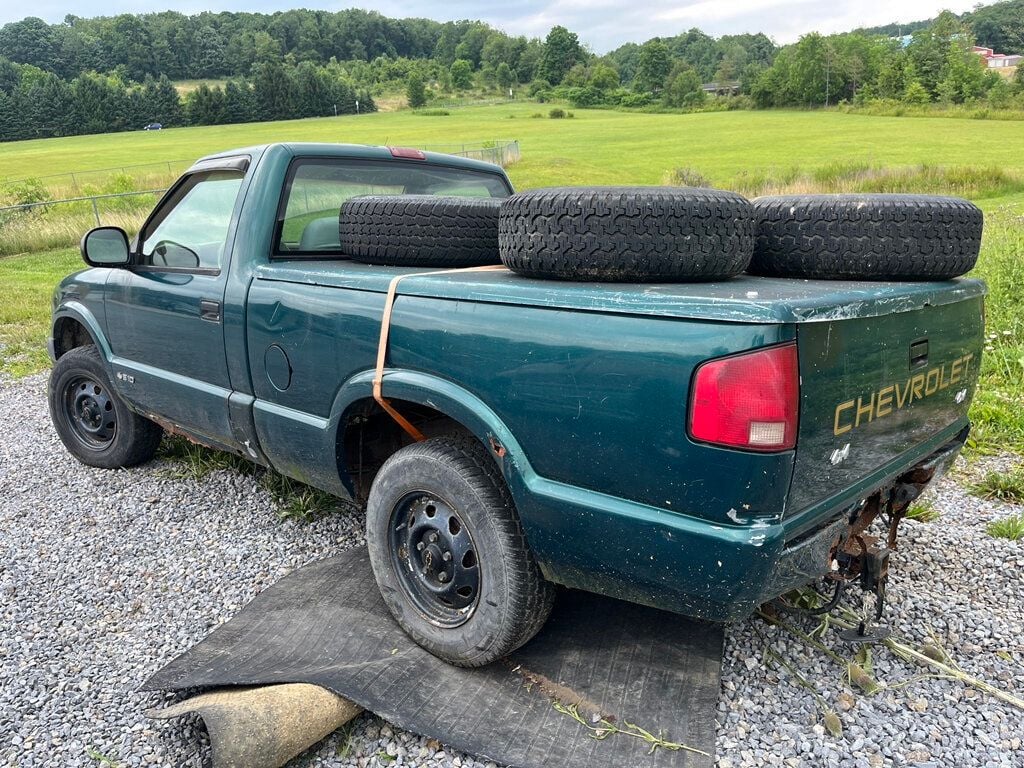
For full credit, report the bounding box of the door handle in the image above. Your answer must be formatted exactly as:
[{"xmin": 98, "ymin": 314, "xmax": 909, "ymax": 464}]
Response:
[{"xmin": 200, "ymin": 299, "xmax": 222, "ymax": 323}]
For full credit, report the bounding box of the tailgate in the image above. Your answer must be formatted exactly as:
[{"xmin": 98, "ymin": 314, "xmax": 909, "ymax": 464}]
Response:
[{"xmin": 788, "ymin": 291, "xmax": 984, "ymax": 514}]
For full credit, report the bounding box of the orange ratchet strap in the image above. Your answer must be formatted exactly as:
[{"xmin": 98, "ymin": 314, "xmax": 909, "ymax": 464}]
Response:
[{"xmin": 374, "ymin": 265, "xmax": 507, "ymax": 441}]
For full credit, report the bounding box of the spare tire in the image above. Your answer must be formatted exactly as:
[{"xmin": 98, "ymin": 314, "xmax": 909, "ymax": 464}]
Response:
[
  {"xmin": 498, "ymin": 187, "xmax": 755, "ymax": 282},
  {"xmin": 750, "ymin": 194, "xmax": 982, "ymax": 280},
  {"xmin": 339, "ymin": 195, "xmax": 501, "ymax": 267}
]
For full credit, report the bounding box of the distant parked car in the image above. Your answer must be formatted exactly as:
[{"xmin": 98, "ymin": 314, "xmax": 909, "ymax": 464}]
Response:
[{"xmin": 143, "ymin": 123, "xmax": 162, "ymax": 131}]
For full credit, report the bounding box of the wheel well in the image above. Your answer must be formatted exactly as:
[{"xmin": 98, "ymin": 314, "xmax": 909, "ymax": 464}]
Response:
[
  {"xmin": 339, "ymin": 398, "xmax": 474, "ymax": 502},
  {"xmin": 53, "ymin": 318, "xmax": 95, "ymax": 359}
]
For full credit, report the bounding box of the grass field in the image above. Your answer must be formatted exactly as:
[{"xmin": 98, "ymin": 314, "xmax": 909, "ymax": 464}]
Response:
[
  {"xmin": 1, "ymin": 104, "xmax": 1022, "ymax": 455},
  {"xmin": 7, "ymin": 105, "xmax": 1024, "ymax": 192}
]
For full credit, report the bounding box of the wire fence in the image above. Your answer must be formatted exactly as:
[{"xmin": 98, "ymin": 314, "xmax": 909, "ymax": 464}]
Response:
[
  {"xmin": 425, "ymin": 140, "xmax": 520, "ymax": 166},
  {"xmin": 0, "ymin": 189, "xmax": 167, "ymax": 227},
  {"xmin": 2, "ymin": 160, "xmax": 193, "ymax": 192}
]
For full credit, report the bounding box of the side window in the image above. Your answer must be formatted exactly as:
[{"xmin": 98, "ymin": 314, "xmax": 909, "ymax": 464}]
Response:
[
  {"xmin": 276, "ymin": 159, "xmax": 511, "ymax": 255},
  {"xmin": 140, "ymin": 170, "xmax": 244, "ymax": 271}
]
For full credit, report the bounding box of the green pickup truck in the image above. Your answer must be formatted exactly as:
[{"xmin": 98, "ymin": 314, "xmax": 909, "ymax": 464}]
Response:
[{"xmin": 48, "ymin": 143, "xmax": 985, "ymax": 666}]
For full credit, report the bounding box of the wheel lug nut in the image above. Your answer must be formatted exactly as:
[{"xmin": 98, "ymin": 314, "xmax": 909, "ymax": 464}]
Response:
[
  {"xmin": 429, "ymin": 533, "xmax": 438, "ymax": 543},
  {"xmin": 416, "ymin": 542, "xmax": 425, "ymax": 551},
  {"xmin": 438, "ymin": 572, "xmax": 448, "ymax": 582},
  {"xmin": 442, "ymin": 552, "xmax": 452, "ymax": 561}
]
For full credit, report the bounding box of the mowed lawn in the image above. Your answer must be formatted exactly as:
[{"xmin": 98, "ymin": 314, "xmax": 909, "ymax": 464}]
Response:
[{"xmin": 4, "ymin": 106, "xmax": 1024, "ymax": 190}]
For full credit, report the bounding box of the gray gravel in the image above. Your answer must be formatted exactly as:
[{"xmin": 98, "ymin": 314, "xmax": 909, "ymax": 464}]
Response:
[{"xmin": 2, "ymin": 372, "xmax": 1023, "ymax": 768}]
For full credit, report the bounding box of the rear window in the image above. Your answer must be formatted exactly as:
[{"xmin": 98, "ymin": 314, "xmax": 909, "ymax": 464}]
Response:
[{"xmin": 275, "ymin": 158, "xmax": 512, "ymax": 256}]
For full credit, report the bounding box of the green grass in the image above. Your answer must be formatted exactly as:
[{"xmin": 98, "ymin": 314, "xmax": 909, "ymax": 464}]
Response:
[
  {"xmin": 156, "ymin": 434, "xmax": 352, "ymax": 522},
  {"xmin": 987, "ymin": 514, "xmax": 1024, "ymax": 541},
  {"xmin": 8, "ymin": 105, "xmax": 1024, "ymax": 191},
  {"xmin": 969, "ymin": 464, "xmax": 1024, "ymax": 504},
  {"xmin": 0, "ymin": 248, "xmax": 79, "ymax": 376},
  {"xmin": 905, "ymin": 497, "xmax": 940, "ymax": 522},
  {"xmin": 963, "ymin": 205, "xmax": 1024, "ymax": 456}
]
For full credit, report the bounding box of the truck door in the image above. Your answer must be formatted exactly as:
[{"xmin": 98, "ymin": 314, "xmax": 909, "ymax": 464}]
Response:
[{"xmin": 104, "ymin": 160, "xmax": 247, "ymax": 449}]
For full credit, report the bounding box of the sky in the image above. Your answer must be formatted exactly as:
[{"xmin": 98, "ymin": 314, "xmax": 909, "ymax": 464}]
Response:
[{"xmin": 0, "ymin": 0, "xmax": 984, "ymax": 53}]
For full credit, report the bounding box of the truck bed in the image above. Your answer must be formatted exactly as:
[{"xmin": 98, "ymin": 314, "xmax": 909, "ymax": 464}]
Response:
[{"xmin": 256, "ymin": 261, "xmax": 986, "ymax": 324}]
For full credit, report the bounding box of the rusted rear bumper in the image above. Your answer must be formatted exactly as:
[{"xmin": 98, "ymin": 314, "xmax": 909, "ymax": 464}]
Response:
[{"xmin": 757, "ymin": 425, "xmax": 968, "ymax": 605}]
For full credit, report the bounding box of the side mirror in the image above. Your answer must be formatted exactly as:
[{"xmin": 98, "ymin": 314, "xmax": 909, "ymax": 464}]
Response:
[{"xmin": 81, "ymin": 227, "xmax": 131, "ymax": 267}]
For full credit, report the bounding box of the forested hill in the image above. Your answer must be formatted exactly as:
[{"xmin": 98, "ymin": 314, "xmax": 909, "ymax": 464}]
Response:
[
  {"xmin": 1, "ymin": 2, "xmax": 1023, "ymax": 143},
  {"xmin": 0, "ymin": 11, "xmax": 520, "ymax": 83}
]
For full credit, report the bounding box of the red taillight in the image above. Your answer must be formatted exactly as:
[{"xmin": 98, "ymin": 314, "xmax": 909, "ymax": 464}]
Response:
[
  {"xmin": 688, "ymin": 343, "xmax": 799, "ymax": 452},
  {"xmin": 389, "ymin": 146, "xmax": 426, "ymax": 160}
]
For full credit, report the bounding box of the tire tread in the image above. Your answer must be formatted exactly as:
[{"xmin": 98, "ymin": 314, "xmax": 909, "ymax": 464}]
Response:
[
  {"xmin": 340, "ymin": 195, "xmax": 501, "ymax": 268},
  {"xmin": 498, "ymin": 186, "xmax": 755, "ymax": 282},
  {"xmin": 750, "ymin": 194, "xmax": 983, "ymax": 280}
]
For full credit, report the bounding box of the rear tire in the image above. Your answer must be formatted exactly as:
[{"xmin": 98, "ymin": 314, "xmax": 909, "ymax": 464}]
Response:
[
  {"xmin": 749, "ymin": 194, "xmax": 983, "ymax": 280},
  {"xmin": 366, "ymin": 436, "xmax": 553, "ymax": 667},
  {"xmin": 498, "ymin": 186, "xmax": 755, "ymax": 282},
  {"xmin": 340, "ymin": 195, "xmax": 501, "ymax": 267},
  {"xmin": 48, "ymin": 345, "xmax": 163, "ymax": 469}
]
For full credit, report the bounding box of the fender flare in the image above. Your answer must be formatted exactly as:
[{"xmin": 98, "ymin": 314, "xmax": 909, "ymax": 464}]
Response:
[
  {"xmin": 52, "ymin": 302, "xmax": 113, "ymax": 367},
  {"xmin": 329, "ymin": 369, "xmax": 540, "ymax": 503}
]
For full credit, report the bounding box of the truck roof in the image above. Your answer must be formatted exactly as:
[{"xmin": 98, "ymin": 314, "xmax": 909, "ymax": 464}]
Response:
[{"xmin": 194, "ymin": 142, "xmax": 506, "ymax": 176}]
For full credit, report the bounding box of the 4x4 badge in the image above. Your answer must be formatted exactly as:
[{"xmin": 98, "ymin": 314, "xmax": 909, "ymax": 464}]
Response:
[{"xmin": 830, "ymin": 443, "xmax": 851, "ymax": 465}]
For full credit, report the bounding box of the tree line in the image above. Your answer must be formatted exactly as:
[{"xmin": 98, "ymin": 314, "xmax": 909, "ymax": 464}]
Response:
[
  {"xmin": 2, "ymin": 3, "xmax": 1024, "ymax": 143},
  {"xmin": 0, "ymin": 58, "xmax": 375, "ymax": 142}
]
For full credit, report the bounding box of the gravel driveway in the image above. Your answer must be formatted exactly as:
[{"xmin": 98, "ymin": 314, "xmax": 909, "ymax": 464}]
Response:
[{"xmin": 2, "ymin": 373, "xmax": 1023, "ymax": 768}]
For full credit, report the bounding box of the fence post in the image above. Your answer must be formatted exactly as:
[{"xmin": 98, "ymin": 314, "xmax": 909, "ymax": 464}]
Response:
[
  {"xmin": 92, "ymin": 198, "xmax": 101, "ymax": 227},
  {"xmin": 70, "ymin": 172, "xmax": 78, "ymax": 193}
]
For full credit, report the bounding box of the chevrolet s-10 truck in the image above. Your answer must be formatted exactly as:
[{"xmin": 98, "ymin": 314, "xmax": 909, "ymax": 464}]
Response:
[{"xmin": 48, "ymin": 143, "xmax": 985, "ymax": 666}]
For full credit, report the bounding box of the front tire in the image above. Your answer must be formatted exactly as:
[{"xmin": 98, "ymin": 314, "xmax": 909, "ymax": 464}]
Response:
[
  {"xmin": 366, "ymin": 436, "xmax": 553, "ymax": 667},
  {"xmin": 48, "ymin": 345, "xmax": 163, "ymax": 469}
]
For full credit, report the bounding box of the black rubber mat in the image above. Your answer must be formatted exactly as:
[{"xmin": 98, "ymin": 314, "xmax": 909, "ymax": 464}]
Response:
[{"xmin": 145, "ymin": 547, "xmax": 723, "ymax": 768}]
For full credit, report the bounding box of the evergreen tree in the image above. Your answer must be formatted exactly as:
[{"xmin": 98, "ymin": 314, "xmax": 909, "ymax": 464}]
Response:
[
  {"xmin": 293, "ymin": 60, "xmax": 333, "ymax": 117},
  {"xmin": 0, "ymin": 89, "xmax": 20, "ymax": 140},
  {"xmin": 153, "ymin": 74, "xmax": 183, "ymax": 125},
  {"xmin": 223, "ymin": 79, "xmax": 255, "ymax": 123},
  {"xmin": 185, "ymin": 83, "xmax": 225, "ymax": 125},
  {"xmin": 253, "ymin": 60, "xmax": 294, "ymax": 120}
]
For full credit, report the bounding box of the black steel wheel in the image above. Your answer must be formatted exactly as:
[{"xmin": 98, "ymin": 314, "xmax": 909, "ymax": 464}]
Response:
[
  {"xmin": 49, "ymin": 345, "xmax": 163, "ymax": 469},
  {"xmin": 388, "ymin": 491, "xmax": 480, "ymax": 627},
  {"xmin": 63, "ymin": 375, "xmax": 117, "ymax": 450},
  {"xmin": 366, "ymin": 436, "xmax": 554, "ymax": 667}
]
